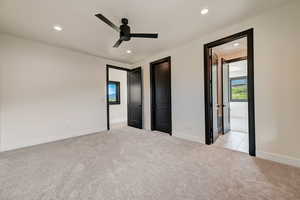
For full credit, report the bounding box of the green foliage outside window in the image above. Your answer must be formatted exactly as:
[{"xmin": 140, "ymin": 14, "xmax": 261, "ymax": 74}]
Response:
[{"xmin": 230, "ymin": 77, "xmax": 247, "ymax": 102}]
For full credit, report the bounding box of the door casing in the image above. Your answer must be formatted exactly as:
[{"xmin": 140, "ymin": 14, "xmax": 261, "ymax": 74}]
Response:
[
  {"xmin": 106, "ymin": 65, "xmax": 143, "ymax": 130},
  {"xmin": 203, "ymin": 29, "xmax": 256, "ymax": 156},
  {"xmin": 150, "ymin": 56, "xmax": 172, "ymax": 135}
]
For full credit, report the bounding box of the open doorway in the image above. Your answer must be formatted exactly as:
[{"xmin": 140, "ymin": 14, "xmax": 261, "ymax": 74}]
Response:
[
  {"xmin": 204, "ymin": 29, "xmax": 255, "ymax": 156},
  {"xmin": 213, "ymin": 39, "xmax": 248, "ymax": 153},
  {"xmin": 106, "ymin": 65, "xmax": 143, "ymax": 130}
]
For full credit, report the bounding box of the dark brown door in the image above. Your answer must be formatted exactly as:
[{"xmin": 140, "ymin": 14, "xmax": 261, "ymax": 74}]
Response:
[
  {"xmin": 222, "ymin": 59, "xmax": 231, "ymax": 134},
  {"xmin": 127, "ymin": 67, "xmax": 143, "ymax": 129},
  {"xmin": 211, "ymin": 52, "xmax": 220, "ymax": 142},
  {"xmin": 150, "ymin": 57, "xmax": 172, "ymax": 134}
]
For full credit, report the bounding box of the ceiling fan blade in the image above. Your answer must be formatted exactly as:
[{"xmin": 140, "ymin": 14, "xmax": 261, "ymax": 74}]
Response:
[
  {"xmin": 113, "ymin": 39, "xmax": 123, "ymax": 48},
  {"xmin": 130, "ymin": 33, "xmax": 158, "ymax": 38},
  {"xmin": 95, "ymin": 13, "xmax": 120, "ymax": 32}
]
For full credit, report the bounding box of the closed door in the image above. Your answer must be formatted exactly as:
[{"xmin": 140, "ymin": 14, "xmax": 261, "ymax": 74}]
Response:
[
  {"xmin": 127, "ymin": 67, "xmax": 143, "ymax": 129},
  {"xmin": 150, "ymin": 57, "xmax": 172, "ymax": 134}
]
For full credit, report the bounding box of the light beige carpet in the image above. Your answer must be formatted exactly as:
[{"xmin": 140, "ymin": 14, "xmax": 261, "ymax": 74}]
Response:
[{"xmin": 0, "ymin": 127, "xmax": 299, "ymax": 200}]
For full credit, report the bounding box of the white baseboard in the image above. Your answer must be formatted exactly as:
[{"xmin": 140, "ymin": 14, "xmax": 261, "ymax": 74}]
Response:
[
  {"xmin": 172, "ymin": 132, "xmax": 204, "ymax": 144},
  {"xmin": 173, "ymin": 133, "xmax": 300, "ymax": 168},
  {"xmin": 257, "ymin": 151, "xmax": 300, "ymax": 168},
  {"xmin": 111, "ymin": 121, "xmax": 127, "ymax": 125},
  {"xmin": 0, "ymin": 128, "xmax": 106, "ymax": 152},
  {"xmin": 111, "ymin": 119, "xmax": 127, "ymax": 124}
]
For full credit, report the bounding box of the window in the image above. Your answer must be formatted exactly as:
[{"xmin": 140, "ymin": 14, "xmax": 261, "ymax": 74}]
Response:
[
  {"xmin": 230, "ymin": 76, "xmax": 248, "ymax": 102},
  {"xmin": 108, "ymin": 81, "xmax": 120, "ymax": 104}
]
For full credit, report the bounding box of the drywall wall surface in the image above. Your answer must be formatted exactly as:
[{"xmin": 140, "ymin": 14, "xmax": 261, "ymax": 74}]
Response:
[
  {"xmin": 109, "ymin": 68, "xmax": 128, "ymax": 124},
  {"xmin": 134, "ymin": 1, "xmax": 300, "ymax": 164},
  {"xmin": 0, "ymin": 34, "xmax": 130, "ymax": 151}
]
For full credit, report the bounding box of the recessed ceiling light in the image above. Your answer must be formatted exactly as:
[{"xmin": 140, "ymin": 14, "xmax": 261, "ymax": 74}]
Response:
[
  {"xmin": 53, "ymin": 25, "xmax": 63, "ymax": 31},
  {"xmin": 126, "ymin": 50, "xmax": 132, "ymax": 54},
  {"xmin": 233, "ymin": 43, "xmax": 240, "ymax": 47},
  {"xmin": 201, "ymin": 8, "xmax": 209, "ymax": 15}
]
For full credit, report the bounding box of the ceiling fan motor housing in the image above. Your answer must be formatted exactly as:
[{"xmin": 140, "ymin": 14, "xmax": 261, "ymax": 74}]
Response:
[
  {"xmin": 95, "ymin": 14, "xmax": 158, "ymax": 47},
  {"xmin": 120, "ymin": 18, "xmax": 131, "ymax": 41}
]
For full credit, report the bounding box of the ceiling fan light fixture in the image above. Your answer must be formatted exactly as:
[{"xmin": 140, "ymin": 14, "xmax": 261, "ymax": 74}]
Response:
[
  {"xmin": 126, "ymin": 50, "xmax": 132, "ymax": 54},
  {"xmin": 53, "ymin": 25, "xmax": 63, "ymax": 31},
  {"xmin": 201, "ymin": 8, "xmax": 209, "ymax": 15}
]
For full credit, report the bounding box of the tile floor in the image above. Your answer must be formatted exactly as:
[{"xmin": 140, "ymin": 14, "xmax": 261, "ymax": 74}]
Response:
[
  {"xmin": 110, "ymin": 122, "xmax": 128, "ymax": 129},
  {"xmin": 213, "ymin": 131, "xmax": 249, "ymax": 153}
]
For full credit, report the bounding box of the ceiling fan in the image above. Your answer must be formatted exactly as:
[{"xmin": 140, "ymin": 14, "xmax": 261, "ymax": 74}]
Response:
[{"xmin": 95, "ymin": 14, "xmax": 158, "ymax": 48}]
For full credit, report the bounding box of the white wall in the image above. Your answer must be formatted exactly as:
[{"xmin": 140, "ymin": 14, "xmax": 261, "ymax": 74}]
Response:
[
  {"xmin": 135, "ymin": 1, "xmax": 300, "ymax": 166},
  {"xmin": 230, "ymin": 102, "xmax": 248, "ymax": 133},
  {"xmin": 109, "ymin": 68, "xmax": 128, "ymax": 124},
  {"xmin": 229, "ymin": 59, "xmax": 248, "ymax": 133},
  {"xmin": 0, "ymin": 34, "xmax": 129, "ymax": 151},
  {"xmin": 229, "ymin": 59, "xmax": 247, "ymax": 78}
]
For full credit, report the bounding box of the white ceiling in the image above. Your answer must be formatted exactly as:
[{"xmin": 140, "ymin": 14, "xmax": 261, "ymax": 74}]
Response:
[
  {"xmin": 213, "ymin": 38, "xmax": 247, "ymax": 57},
  {"xmin": 0, "ymin": 0, "xmax": 290, "ymax": 64},
  {"xmin": 229, "ymin": 60, "xmax": 247, "ymax": 78}
]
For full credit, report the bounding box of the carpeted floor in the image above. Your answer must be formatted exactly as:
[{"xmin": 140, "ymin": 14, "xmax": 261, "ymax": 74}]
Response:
[{"xmin": 0, "ymin": 127, "xmax": 300, "ymax": 200}]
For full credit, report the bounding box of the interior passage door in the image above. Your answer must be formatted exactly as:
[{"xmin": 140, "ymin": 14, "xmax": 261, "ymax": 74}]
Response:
[
  {"xmin": 222, "ymin": 59, "xmax": 231, "ymax": 133},
  {"xmin": 151, "ymin": 57, "xmax": 172, "ymax": 134},
  {"xmin": 127, "ymin": 67, "xmax": 143, "ymax": 129},
  {"xmin": 211, "ymin": 53, "xmax": 220, "ymax": 142}
]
